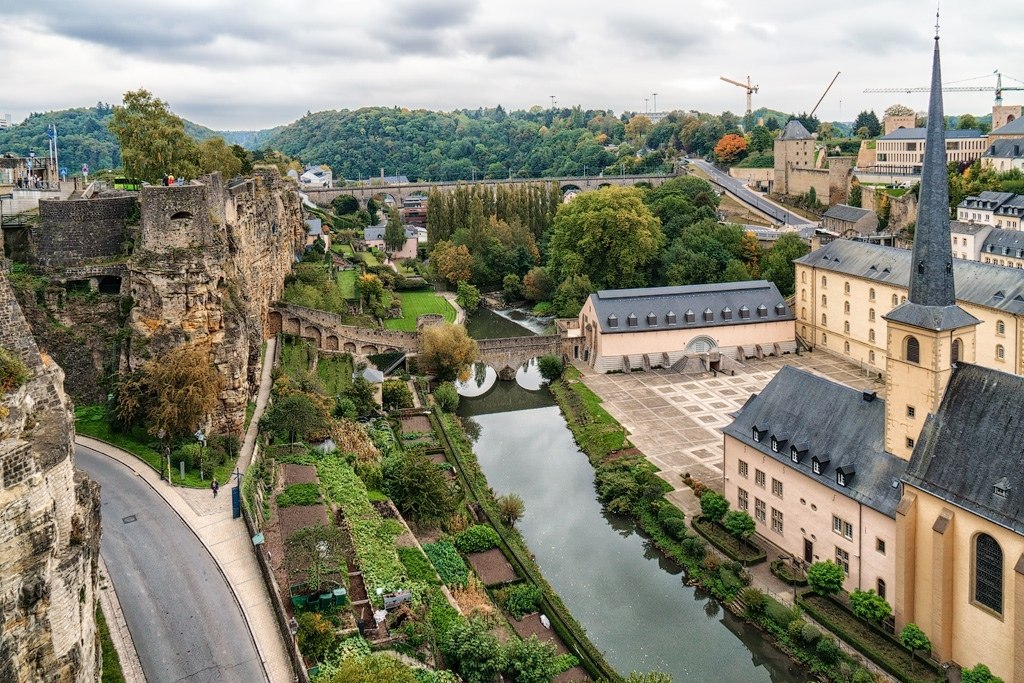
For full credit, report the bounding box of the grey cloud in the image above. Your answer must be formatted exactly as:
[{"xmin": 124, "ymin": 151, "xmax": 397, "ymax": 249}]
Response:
[
  {"xmin": 840, "ymin": 23, "xmax": 919, "ymax": 57},
  {"xmin": 375, "ymin": 29, "xmax": 454, "ymax": 58},
  {"xmin": 610, "ymin": 16, "xmax": 708, "ymax": 57},
  {"xmin": 465, "ymin": 28, "xmax": 572, "ymax": 60},
  {"xmin": 390, "ymin": 0, "xmax": 479, "ymax": 30}
]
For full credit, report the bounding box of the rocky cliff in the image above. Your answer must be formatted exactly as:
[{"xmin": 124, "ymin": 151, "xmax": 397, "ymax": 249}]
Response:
[{"xmin": 0, "ymin": 269, "xmax": 100, "ymax": 682}]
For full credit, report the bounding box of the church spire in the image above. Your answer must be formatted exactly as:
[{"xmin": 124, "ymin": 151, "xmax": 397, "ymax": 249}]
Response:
[{"xmin": 884, "ymin": 31, "xmax": 978, "ymax": 331}]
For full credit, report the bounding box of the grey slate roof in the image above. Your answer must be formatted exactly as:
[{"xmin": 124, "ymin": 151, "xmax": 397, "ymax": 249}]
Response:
[
  {"xmin": 949, "ymin": 220, "xmax": 990, "ymax": 236},
  {"xmin": 983, "ymin": 137, "xmax": 1024, "ymax": 158},
  {"xmin": 991, "ymin": 118, "xmax": 1024, "ymax": 136},
  {"xmin": 878, "ymin": 127, "xmax": 983, "ymax": 140},
  {"xmin": 796, "ymin": 240, "xmax": 1024, "ymax": 316},
  {"xmin": 588, "ymin": 280, "xmax": 793, "ymax": 334},
  {"xmin": 958, "ymin": 191, "xmax": 1017, "ymax": 211},
  {"xmin": 723, "ymin": 366, "xmax": 906, "ymax": 517},
  {"xmin": 982, "ymin": 228, "xmax": 1024, "ymax": 256},
  {"xmin": 779, "ymin": 120, "xmax": 812, "ymax": 141},
  {"xmin": 363, "ymin": 226, "xmax": 417, "ymax": 241},
  {"xmin": 904, "ymin": 363, "xmax": 1024, "ymax": 535},
  {"xmin": 823, "ymin": 204, "xmax": 873, "ymax": 223}
]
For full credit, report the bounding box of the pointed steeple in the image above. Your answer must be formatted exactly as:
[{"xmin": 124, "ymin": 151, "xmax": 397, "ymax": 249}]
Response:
[{"xmin": 884, "ymin": 32, "xmax": 978, "ymax": 331}]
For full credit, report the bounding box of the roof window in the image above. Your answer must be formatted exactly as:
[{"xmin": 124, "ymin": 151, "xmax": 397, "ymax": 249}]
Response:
[
  {"xmin": 627, "ymin": 313, "xmax": 638, "ymax": 327},
  {"xmin": 775, "ymin": 303, "xmax": 786, "ymax": 316},
  {"xmin": 703, "ymin": 308, "xmax": 714, "ymax": 322},
  {"xmin": 607, "ymin": 314, "xmax": 618, "ymax": 328},
  {"xmin": 836, "ymin": 465, "xmax": 856, "ymax": 487},
  {"xmin": 739, "ymin": 305, "xmax": 750, "ymax": 319},
  {"xmin": 812, "ymin": 454, "xmax": 830, "ymax": 475},
  {"xmin": 994, "ymin": 477, "xmax": 1011, "ymax": 498},
  {"xmin": 647, "ymin": 312, "xmax": 657, "ymax": 326},
  {"xmin": 757, "ymin": 304, "xmax": 768, "ymax": 318},
  {"xmin": 666, "ymin": 311, "xmax": 677, "ymax": 325},
  {"xmin": 685, "ymin": 309, "xmax": 696, "ymax": 323},
  {"xmin": 790, "ymin": 443, "xmax": 808, "ymax": 464},
  {"xmin": 722, "ymin": 307, "xmax": 732, "ymax": 320}
]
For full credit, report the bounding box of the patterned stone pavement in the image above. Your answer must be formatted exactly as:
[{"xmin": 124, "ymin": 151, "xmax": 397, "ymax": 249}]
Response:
[{"xmin": 578, "ymin": 351, "xmax": 885, "ymax": 498}]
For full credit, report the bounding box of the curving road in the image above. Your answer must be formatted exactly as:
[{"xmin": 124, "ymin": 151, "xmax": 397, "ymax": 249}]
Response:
[
  {"xmin": 77, "ymin": 446, "xmax": 266, "ymax": 683},
  {"xmin": 691, "ymin": 159, "xmax": 812, "ymax": 227}
]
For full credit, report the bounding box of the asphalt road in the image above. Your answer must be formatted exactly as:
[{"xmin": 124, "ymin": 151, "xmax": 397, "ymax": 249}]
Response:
[
  {"xmin": 691, "ymin": 159, "xmax": 810, "ymax": 227},
  {"xmin": 77, "ymin": 446, "xmax": 266, "ymax": 683}
]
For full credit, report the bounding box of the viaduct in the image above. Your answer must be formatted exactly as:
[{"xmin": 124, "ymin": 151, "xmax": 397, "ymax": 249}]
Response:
[
  {"xmin": 302, "ymin": 174, "xmax": 677, "ymax": 209},
  {"xmin": 269, "ymin": 303, "xmax": 561, "ymax": 380}
]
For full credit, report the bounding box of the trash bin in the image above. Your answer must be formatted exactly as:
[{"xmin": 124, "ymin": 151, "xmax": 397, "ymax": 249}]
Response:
[
  {"xmin": 291, "ymin": 595, "xmax": 307, "ymax": 611},
  {"xmin": 333, "ymin": 587, "xmax": 348, "ymax": 606},
  {"xmin": 319, "ymin": 593, "xmax": 333, "ymax": 610}
]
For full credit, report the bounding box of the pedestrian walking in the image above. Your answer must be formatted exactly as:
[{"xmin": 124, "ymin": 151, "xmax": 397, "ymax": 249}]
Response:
[{"xmin": 211, "ymin": 479, "xmax": 219, "ymax": 497}]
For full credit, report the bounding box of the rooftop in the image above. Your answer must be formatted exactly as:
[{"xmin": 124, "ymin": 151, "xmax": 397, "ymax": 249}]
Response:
[
  {"xmin": 778, "ymin": 120, "xmax": 812, "ymax": 141},
  {"xmin": 991, "ymin": 117, "xmax": 1024, "ymax": 136},
  {"xmin": 878, "ymin": 127, "xmax": 983, "ymax": 141},
  {"xmin": 822, "ymin": 204, "xmax": 873, "ymax": 223},
  {"xmin": 982, "ymin": 137, "xmax": 1024, "ymax": 158}
]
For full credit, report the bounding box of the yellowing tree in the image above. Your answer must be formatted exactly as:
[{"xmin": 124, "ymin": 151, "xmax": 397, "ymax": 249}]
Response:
[
  {"xmin": 430, "ymin": 241, "xmax": 473, "ymax": 285},
  {"xmin": 714, "ymin": 133, "xmax": 748, "ymax": 164},
  {"xmin": 419, "ymin": 324, "xmax": 479, "ymax": 382}
]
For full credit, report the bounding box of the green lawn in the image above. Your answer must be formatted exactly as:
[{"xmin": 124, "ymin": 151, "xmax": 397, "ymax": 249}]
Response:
[
  {"xmin": 383, "ymin": 290, "xmax": 456, "ymax": 331},
  {"xmin": 96, "ymin": 606, "xmax": 126, "ymax": 683},
  {"xmin": 336, "ymin": 269, "xmax": 357, "ymax": 300},
  {"xmin": 333, "ymin": 243, "xmax": 355, "ymax": 257},
  {"xmin": 357, "ymin": 251, "xmax": 380, "ymax": 267},
  {"xmin": 318, "ymin": 354, "xmax": 354, "ymax": 395},
  {"xmin": 279, "ymin": 336, "xmax": 316, "ymax": 380}
]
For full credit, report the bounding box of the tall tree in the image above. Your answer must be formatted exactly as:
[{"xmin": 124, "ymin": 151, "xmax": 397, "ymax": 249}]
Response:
[
  {"xmin": 748, "ymin": 125, "xmax": 773, "ymax": 154},
  {"xmin": 547, "ymin": 186, "xmax": 664, "ymax": 290},
  {"xmin": 760, "ymin": 233, "xmax": 809, "ymax": 296},
  {"xmin": 852, "ymin": 110, "xmax": 881, "ymax": 138},
  {"xmin": 419, "ymin": 324, "xmax": 479, "ymax": 382},
  {"xmin": 383, "ymin": 205, "xmax": 406, "ymax": 253},
  {"xmin": 714, "ymin": 133, "xmax": 748, "ymax": 164},
  {"xmin": 108, "ymin": 89, "xmax": 200, "ymax": 182}
]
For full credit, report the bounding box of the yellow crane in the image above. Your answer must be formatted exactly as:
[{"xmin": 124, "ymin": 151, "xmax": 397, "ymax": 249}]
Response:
[{"xmin": 720, "ymin": 75, "xmax": 759, "ymax": 115}]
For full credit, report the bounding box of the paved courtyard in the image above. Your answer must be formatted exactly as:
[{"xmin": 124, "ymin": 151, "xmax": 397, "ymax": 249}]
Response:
[{"xmin": 578, "ymin": 351, "xmax": 885, "ymax": 512}]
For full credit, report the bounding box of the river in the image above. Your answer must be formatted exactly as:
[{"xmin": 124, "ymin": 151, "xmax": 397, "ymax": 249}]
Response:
[{"xmin": 455, "ymin": 308, "xmax": 805, "ymax": 682}]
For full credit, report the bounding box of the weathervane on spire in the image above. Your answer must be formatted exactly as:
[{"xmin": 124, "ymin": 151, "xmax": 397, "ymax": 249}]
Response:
[{"xmin": 935, "ymin": 3, "xmax": 940, "ymax": 39}]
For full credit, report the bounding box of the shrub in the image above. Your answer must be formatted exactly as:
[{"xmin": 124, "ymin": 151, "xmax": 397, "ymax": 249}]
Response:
[
  {"xmin": 656, "ymin": 504, "xmax": 685, "ymax": 525},
  {"xmin": 0, "ymin": 347, "xmax": 30, "ymax": 393},
  {"xmin": 740, "ymin": 587, "xmax": 766, "ymax": 616},
  {"xmin": 764, "ymin": 596, "xmax": 798, "ymax": 628},
  {"xmin": 537, "ymin": 355, "xmax": 564, "ymax": 382},
  {"xmin": 382, "ymin": 379, "xmax": 414, "ymax": 410},
  {"xmin": 433, "ymin": 382, "xmax": 459, "ymax": 413},
  {"xmin": 454, "ymin": 525, "xmax": 501, "ymax": 553},
  {"xmin": 815, "ymin": 637, "xmax": 840, "ymax": 664},
  {"xmin": 787, "ymin": 618, "xmax": 807, "ymax": 642},
  {"xmin": 961, "ymin": 663, "xmax": 1003, "ymax": 683},
  {"xmin": 296, "ymin": 612, "xmax": 336, "ymax": 663},
  {"xmin": 719, "ymin": 568, "xmax": 742, "ymax": 593},
  {"xmin": 276, "ymin": 482, "xmax": 321, "ymax": 508},
  {"xmin": 850, "ymin": 588, "xmax": 892, "ymax": 624},
  {"xmin": 800, "ymin": 622, "xmax": 821, "ymax": 644},
  {"xmin": 497, "ymin": 583, "xmax": 544, "ymax": 619},
  {"xmin": 423, "ymin": 540, "xmax": 470, "ymax": 588},
  {"xmin": 496, "ymin": 493, "xmax": 525, "ymax": 528},
  {"xmin": 699, "ymin": 491, "xmax": 729, "ymax": 522},
  {"xmin": 681, "ymin": 537, "xmax": 706, "ymax": 560},
  {"xmin": 807, "ymin": 560, "xmax": 845, "ymax": 596},
  {"xmin": 661, "ymin": 516, "xmax": 687, "ymax": 541}
]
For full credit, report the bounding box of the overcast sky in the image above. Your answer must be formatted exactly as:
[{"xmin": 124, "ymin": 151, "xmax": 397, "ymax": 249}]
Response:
[{"xmin": 5, "ymin": 0, "xmax": 1024, "ymax": 131}]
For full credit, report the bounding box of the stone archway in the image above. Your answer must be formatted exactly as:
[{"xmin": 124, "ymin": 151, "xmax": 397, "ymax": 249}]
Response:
[
  {"xmin": 685, "ymin": 335, "xmax": 718, "ymax": 355},
  {"xmin": 325, "ymin": 335, "xmax": 339, "ymax": 351},
  {"xmin": 303, "ymin": 325, "xmax": 322, "ymax": 348},
  {"xmin": 361, "ymin": 344, "xmax": 379, "ymax": 355},
  {"xmin": 269, "ymin": 311, "xmax": 283, "ymax": 335},
  {"xmin": 344, "ymin": 342, "xmax": 357, "ymax": 353},
  {"xmin": 284, "ymin": 317, "xmax": 301, "ymax": 335}
]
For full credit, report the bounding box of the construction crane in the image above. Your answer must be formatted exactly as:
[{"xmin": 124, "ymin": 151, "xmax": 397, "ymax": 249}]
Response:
[
  {"xmin": 864, "ymin": 70, "xmax": 1024, "ymax": 105},
  {"xmin": 720, "ymin": 75, "xmax": 759, "ymax": 115},
  {"xmin": 810, "ymin": 71, "xmax": 841, "ymax": 118}
]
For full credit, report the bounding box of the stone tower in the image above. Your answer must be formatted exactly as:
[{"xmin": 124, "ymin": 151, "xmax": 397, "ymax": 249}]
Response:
[
  {"xmin": 773, "ymin": 120, "xmax": 814, "ymax": 195},
  {"xmin": 0, "ymin": 271, "xmax": 100, "ymax": 682},
  {"xmin": 883, "ymin": 33, "xmax": 980, "ymax": 461}
]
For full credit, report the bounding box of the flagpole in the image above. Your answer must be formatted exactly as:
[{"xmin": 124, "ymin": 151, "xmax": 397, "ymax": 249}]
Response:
[{"xmin": 52, "ymin": 125, "xmax": 59, "ymax": 185}]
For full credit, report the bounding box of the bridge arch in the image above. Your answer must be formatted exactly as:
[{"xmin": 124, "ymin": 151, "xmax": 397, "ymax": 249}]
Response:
[
  {"xmin": 284, "ymin": 317, "xmax": 301, "ymax": 335},
  {"xmin": 344, "ymin": 342, "xmax": 357, "ymax": 353},
  {"xmin": 361, "ymin": 344, "xmax": 379, "ymax": 355},
  {"xmin": 325, "ymin": 335, "xmax": 339, "ymax": 351}
]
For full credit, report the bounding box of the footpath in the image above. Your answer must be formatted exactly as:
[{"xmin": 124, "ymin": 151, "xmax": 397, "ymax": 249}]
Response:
[{"xmin": 81, "ymin": 336, "xmax": 295, "ymax": 683}]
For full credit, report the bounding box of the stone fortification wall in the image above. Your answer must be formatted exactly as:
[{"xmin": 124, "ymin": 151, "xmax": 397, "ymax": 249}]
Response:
[
  {"xmin": 35, "ymin": 195, "xmax": 137, "ymax": 266},
  {"xmin": 862, "ymin": 186, "xmax": 918, "ymax": 231},
  {"xmin": 128, "ymin": 169, "xmax": 303, "ymax": 434},
  {"xmin": 786, "ymin": 168, "xmax": 830, "ymax": 201},
  {"xmin": 0, "ymin": 272, "xmax": 100, "ymax": 683}
]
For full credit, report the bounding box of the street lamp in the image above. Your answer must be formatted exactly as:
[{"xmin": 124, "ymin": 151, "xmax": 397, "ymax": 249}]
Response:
[
  {"xmin": 644, "ymin": 98, "xmax": 649, "ymax": 115},
  {"xmin": 652, "ymin": 92, "xmax": 658, "ymax": 114},
  {"xmin": 194, "ymin": 429, "xmax": 206, "ymax": 481}
]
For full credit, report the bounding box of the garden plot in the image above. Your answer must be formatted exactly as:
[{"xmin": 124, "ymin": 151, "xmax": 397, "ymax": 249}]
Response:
[{"xmin": 467, "ymin": 548, "xmax": 518, "ymax": 586}]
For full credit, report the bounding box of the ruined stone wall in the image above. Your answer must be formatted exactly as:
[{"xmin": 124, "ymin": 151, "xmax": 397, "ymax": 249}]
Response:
[
  {"xmin": 863, "ymin": 186, "xmax": 919, "ymax": 231},
  {"xmin": 0, "ymin": 272, "xmax": 100, "ymax": 683},
  {"xmin": 785, "ymin": 167, "xmax": 831, "ymax": 202},
  {"xmin": 35, "ymin": 195, "xmax": 136, "ymax": 266},
  {"xmin": 127, "ymin": 170, "xmax": 303, "ymax": 434}
]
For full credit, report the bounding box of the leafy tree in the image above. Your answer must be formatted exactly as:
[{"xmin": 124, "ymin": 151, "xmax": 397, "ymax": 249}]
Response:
[
  {"xmin": 957, "ymin": 113, "xmax": 979, "ymax": 130},
  {"xmin": 961, "ymin": 663, "xmax": 1003, "ymax": 683},
  {"xmin": 109, "ymin": 89, "xmax": 200, "ymax": 183},
  {"xmin": 807, "ymin": 561, "xmax": 845, "ymax": 596},
  {"xmin": 885, "ymin": 103, "xmax": 915, "ymax": 118},
  {"xmin": 714, "ymin": 133, "xmax": 748, "ymax": 164},
  {"xmin": 431, "ymin": 241, "xmax": 473, "ymax": 286},
  {"xmin": 433, "ymin": 382, "xmax": 459, "ymax": 412},
  {"xmin": 296, "ymin": 612, "xmax": 336, "ymax": 663},
  {"xmin": 749, "ymin": 125, "xmax": 773, "ymax": 154},
  {"xmin": 723, "ymin": 510, "xmax": 756, "ymax": 550},
  {"xmin": 383, "ymin": 205, "xmax": 406, "ymax": 253},
  {"xmin": 260, "ymin": 393, "xmax": 330, "ymax": 444},
  {"xmin": 381, "ymin": 379, "xmax": 413, "ymax": 411},
  {"xmin": 382, "ymin": 450, "xmax": 456, "ymax": 527},
  {"xmin": 547, "ymin": 187, "xmax": 663, "ymax": 290},
  {"xmin": 419, "ymin": 324, "xmax": 479, "ymax": 382},
  {"xmin": 504, "ymin": 636, "xmax": 560, "ymax": 683},
  {"xmin": 343, "ymin": 376, "xmax": 379, "ymax": 416},
  {"xmin": 441, "ymin": 617, "xmax": 505, "ymax": 683},
  {"xmin": 456, "ymin": 281, "xmax": 482, "ymax": 315},
  {"xmin": 699, "ymin": 491, "xmax": 730, "ymax": 522},
  {"xmin": 317, "ymin": 653, "xmax": 419, "ymax": 683},
  {"xmin": 497, "ymin": 492, "xmax": 526, "ymax": 528},
  {"xmin": 852, "ymin": 110, "xmax": 881, "ymax": 138},
  {"xmin": 502, "ymin": 273, "xmax": 524, "ymax": 303},
  {"xmin": 552, "ymin": 274, "xmax": 594, "ymax": 317},
  {"xmin": 849, "ymin": 184, "xmax": 862, "ymax": 208},
  {"xmin": 788, "ymin": 112, "xmax": 820, "ymax": 134},
  {"xmin": 900, "ymin": 623, "xmax": 931, "ymax": 672},
  {"xmin": 197, "ymin": 136, "xmax": 242, "ymax": 178},
  {"xmin": 537, "ymin": 355, "xmax": 564, "ymax": 381},
  {"xmin": 760, "ymin": 233, "xmax": 809, "ymax": 297},
  {"xmin": 850, "ymin": 588, "xmax": 892, "ymax": 624},
  {"xmin": 722, "ymin": 260, "xmax": 752, "ymax": 282},
  {"xmin": 522, "ymin": 267, "xmax": 553, "ymax": 302}
]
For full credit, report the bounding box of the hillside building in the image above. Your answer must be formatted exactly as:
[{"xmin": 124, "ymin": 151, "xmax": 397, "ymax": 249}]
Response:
[
  {"xmin": 820, "ymin": 204, "xmax": 878, "ymax": 237},
  {"xmin": 956, "ymin": 191, "xmax": 1024, "ymax": 229},
  {"xmin": 981, "ymin": 138, "xmax": 1024, "ymax": 172},
  {"xmin": 873, "ymin": 128, "xmax": 987, "ymax": 176}
]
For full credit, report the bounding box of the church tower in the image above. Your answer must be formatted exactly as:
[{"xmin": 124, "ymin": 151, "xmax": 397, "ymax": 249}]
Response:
[{"xmin": 883, "ymin": 32, "xmax": 980, "ymax": 460}]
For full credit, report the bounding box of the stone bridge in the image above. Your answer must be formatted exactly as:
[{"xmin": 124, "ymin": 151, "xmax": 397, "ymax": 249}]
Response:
[
  {"xmin": 303, "ymin": 174, "xmax": 677, "ymax": 209},
  {"xmin": 269, "ymin": 303, "xmax": 564, "ymax": 379}
]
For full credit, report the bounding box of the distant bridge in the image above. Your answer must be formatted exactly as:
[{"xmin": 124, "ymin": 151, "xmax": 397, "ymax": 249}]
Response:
[
  {"xmin": 269, "ymin": 303, "xmax": 562, "ymax": 379},
  {"xmin": 302, "ymin": 174, "xmax": 677, "ymax": 209}
]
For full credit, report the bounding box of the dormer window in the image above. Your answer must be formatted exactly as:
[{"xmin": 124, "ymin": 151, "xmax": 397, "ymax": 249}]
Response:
[
  {"xmin": 771, "ymin": 437, "xmax": 779, "ymax": 452},
  {"xmin": 994, "ymin": 477, "xmax": 1011, "ymax": 498},
  {"xmin": 627, "ymin": 313, "xmax": 638, "ymax": 327},
  {"xmin": 790, "ymin": 444, "xmax": 807, "ymax": 464},
  {"xmin": 666, "ymin": 311, "xmax": 677, "ymax": 325},
  {"xmin": 647, "ymin": 312, "xmax": 657, "ymax": 326},
  {"xmin": 685, "ymin": 309, "xmax": 696, "ymax": 323},
  {"xmin": 775, "ymin": 303, "xmax": 786, "ymax": 316},
  {"xmin": 722, "ymin": 307, "xmax": 732, "ymax": 320},
  {"xmin": 770, "ymin": 434, "xmax": 787, "ymax": 452},
  {"xmin": 812, "ymin": 455, "xmax": 830, "ymax": 475},
  {"xmin": 836, "ymin": 465, "xmax": 855, "ymax": 487},
  {"xmin": 757, "ymin": 304, "xmax": 768, "ymax": 318},
  {"xmin": 607, "ymin": 314, "xmax": 618, "ymax": 328},
  {"xmin": 739, "ymin": 305, "xmax": 750, "ymax": 319},
  {"xmin": 703, "ymin": 308, "xmax": 714, "ymax": 322},
  {"xmin": 752, "ymin": 426, "xmax": 766, "ymax": 443}
]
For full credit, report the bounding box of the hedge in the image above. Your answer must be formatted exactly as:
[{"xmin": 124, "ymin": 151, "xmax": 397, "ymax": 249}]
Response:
[{"xmin": 692, "ymin": 518, "xmax": 767, "ymax": 565}]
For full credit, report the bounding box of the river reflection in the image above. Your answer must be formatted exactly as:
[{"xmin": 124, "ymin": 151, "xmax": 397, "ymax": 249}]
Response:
[{"xmin": 456, "ymin": 401, "xmax": 807, "ymax": 683}]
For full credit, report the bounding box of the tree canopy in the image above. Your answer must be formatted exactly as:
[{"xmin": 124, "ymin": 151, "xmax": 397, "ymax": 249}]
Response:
[{"xmin": 419, "ymin": 324, "xmax": 479, "ymax": 382}]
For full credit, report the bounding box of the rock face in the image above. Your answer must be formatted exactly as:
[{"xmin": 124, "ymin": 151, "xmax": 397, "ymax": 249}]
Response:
[
  {"xmin": 126, "ymin": 169, "xmax": 303, "ymax": 433},
  {"xmin": 0, "ymin": 270, "xmax": 100, "ymax": 682}
]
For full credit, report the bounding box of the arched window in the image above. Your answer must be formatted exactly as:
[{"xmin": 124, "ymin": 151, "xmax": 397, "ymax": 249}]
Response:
[
  {"xmin": 996, "ymin": 320, "xmax": 1006, "ymax": 335},
  {"xmin": 869, "ymin": 288, "xmax": 876, "ymax": 302},
  {"xmin": 801, "ymin": 289, "xmax": 807, "ymax": 301},
  {"xmin": 996, "ymin": 344, "xmax": 1005, "ymax": 361},
  {"xmin": 822, "ymin": 294, "xmax": 827, "ymax": 307},
  {"xmin": 902, "ymin": 296, "xmax": 907, "ymax": 304},
  {"xmin": 822, "ymin": 275, "xmax": 828, "ymax": 288},
  {"xmin": 877, "ymin": 579, "xmax": 887, "ymax": 600},
  {"xmin": 892, "ymin": 294, "xmax": 899, "ymax": 306},
  {"xmin": 869, "ymin": 350, "xmax": 876, "ymax": 363},
  {"xmin": 974, "ymin": 533, "xmax": 1003, "ymax": 613},
  {"xmin": 801, "ymin": 325, "xmax": 807, "ymax": 338},
  {"xmin": 801, "ymin": 271, "xmax": 807, "ymax": 283},
  {"xmin": 844, "ymin": 281, "xmax": 851, "ymax": 294},
  {"xmin": 821, "ymin": 313, "xmax": 827, "ymax": 326},
  {"xmin": 869, "ymin": 308, "xmax": 876, "ymax": 321},
  {"xmin": 822, "ymin": 333, "xmax": 828, "ymax": 346},
  {"xmin": 844, "ymin": 321, "xmax": 850, "ymax": 334},
  {"xmin": 869, "ymin": 329, "xmax": 876, "ymax": 343},
  {"xmin": 905, "ymin": 336, "xmax": 920, "ymax": 364},
  {"xmin": 844, "ymin": 301, "xmax": 851, "ymax": 314},
  {"xmin": 844, "ymin": 341, "xmax": 850, "ymax": 353},
  {"xmin": 952, "ymin": 338, "xmax": 962, "ymax": 363}
]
